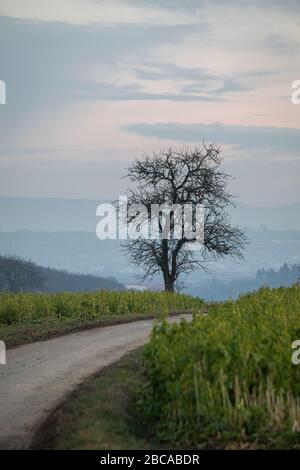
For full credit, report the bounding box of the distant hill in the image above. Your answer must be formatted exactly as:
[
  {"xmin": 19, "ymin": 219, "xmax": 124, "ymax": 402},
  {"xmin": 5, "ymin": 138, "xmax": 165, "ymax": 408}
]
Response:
[
  {"xmin": 188, "ymin": 263, "xmax": 300, "ymax": 301},
  {"xmin": 39, "ymin": 265, "xmax": 124, "ymax": 293},
  {"xmin": 231, "ymin": 202, "xmax": 300, "ymax": 231},
  {"xmin": 0, "ymin": 228, "xmax": 299, "ymax": 288},
  {"xmin": 0, "ymin": 255, "xmax": 124, "ymax": 293},
  {"xmin": 0, "ymin": 197, "xmax": 299, "ymax": 297},
  {"xmin": 0, "ymin": 197, "xmax": 300, "ymax": 231}
]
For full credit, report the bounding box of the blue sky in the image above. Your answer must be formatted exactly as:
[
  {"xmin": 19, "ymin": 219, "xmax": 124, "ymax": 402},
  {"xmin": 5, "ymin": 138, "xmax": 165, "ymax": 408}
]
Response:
[{"xmin": 0, "ymin": 0, "xmax": 299, "ymax": 205}]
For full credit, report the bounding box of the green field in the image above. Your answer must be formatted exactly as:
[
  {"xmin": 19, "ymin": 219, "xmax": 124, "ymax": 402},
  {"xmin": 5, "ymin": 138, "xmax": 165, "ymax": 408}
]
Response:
[
  {"xmin": 0, "ymin": 290, "xmax": 203, "ymax": 346},
  {"xmin": 139, "ymin": 285, "xmax": 300, "ymax": 448},
  {"xmin": 32, "ymin": 285, "xmax": 300, "ymax": 449}
]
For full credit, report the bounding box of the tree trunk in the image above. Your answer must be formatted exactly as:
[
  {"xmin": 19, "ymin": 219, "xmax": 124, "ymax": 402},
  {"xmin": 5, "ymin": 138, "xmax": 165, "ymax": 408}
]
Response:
[
  {"xmin": 161, "ymin": 239, "xmax": 174, "ymax": 292},
  {"xmin": 163, "ymin": 272, "xmax": 175, "ymax": 292}
]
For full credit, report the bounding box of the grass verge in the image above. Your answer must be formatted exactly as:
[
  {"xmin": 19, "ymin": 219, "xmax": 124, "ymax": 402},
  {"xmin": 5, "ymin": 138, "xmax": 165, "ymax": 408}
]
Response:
[
  {"xmin": 0, "ymin": 313, "xmax": 156, "ymax": 348},
  {"xmin": 33, "ymin": 348, "xmax": 171, "ymax": 450},
  {"xmin": 33, "ymin": 336, "xmax": 300, "ymax": 450},
  {"xmin": 0, "ymin": 290, "xmax": 203, "ymax": 347},
  {"xmin": 0, "ymin": 310, "xmax": 195, "ymax": 348}
]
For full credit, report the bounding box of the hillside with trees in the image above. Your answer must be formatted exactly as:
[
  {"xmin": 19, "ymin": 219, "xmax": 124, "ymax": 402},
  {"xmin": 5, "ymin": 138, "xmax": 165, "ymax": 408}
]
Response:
[{"xmin": 0, "ymin": 255, "xmax": 124, "ymax": 293}]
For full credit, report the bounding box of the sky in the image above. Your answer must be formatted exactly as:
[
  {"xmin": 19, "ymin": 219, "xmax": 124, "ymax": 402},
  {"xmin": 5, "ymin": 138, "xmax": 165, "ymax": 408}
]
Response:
[{"xmin": 0, "ymin": 0, "xmax": 300, "ymax": 206}]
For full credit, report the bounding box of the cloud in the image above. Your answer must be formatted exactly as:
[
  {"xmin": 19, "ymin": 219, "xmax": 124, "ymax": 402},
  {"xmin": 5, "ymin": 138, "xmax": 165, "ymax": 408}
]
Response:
[
  {"xmin": 129, "ymin": 0, "xmax": 300, "ymax": 11},
  {"xmin": 123, "ymin": 122, "xmax": 300, "ymax": 153},
  {"xmin": 134, "ymin": 62, "xmax": 215, "ymax": 81},
  {"xmin": 134, "ymin": 62, "xmax": 249, "ymax": 96},
  {"xmin": 64, "ymin": 81, "xmax": 226, "ymax": 101},
  {"xmin": 182, "ymin": 77, "xmax": 249, "ymax": 95},
  {"xmin": 0, "ymin": 0, "xmax": 199, "ymax": 25},
  {"xmin": 1, "ymin": 2, "xmax": 300, "ymax": 206},
  {"xmin": 0, "ymin": 16, "xmax": 206, "ymax": 143},
  {"xmin": 0, "ymin": 16, "xmax": 202, "ymax": 96}
]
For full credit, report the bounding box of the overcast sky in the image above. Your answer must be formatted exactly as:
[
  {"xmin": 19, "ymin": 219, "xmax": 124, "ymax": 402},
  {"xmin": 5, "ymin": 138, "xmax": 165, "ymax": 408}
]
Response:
[{"xmin": 0, "ymin": 0, "xmax": 299, "ymax": 205}]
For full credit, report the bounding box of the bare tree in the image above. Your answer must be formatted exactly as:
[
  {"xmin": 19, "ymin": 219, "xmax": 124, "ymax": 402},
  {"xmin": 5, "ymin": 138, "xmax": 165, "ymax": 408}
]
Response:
[
  {"xmin": 122, "ymin": 145, "xmax": 247, "ymax": 292},
  {"xmin": 0, "ymin": 255, "xmax": 45, "ymax": 293}
]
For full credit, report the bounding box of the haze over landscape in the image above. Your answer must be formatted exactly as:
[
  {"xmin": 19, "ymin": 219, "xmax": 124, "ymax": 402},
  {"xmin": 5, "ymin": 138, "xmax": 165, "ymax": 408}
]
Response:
[{"xmin": 0, "ymin": 0, "xmax": 300, "ymax": 298}]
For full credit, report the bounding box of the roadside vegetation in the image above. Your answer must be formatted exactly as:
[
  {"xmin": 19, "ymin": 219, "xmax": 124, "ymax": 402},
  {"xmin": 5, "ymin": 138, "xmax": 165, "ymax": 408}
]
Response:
[
  {"xmin": 35, "ymin": 285, "xmax": 300, "ymax": 450},
  {"xmin": 0, "ymin": 290, "xmax": 203, "ymax": 347},
  {"xmin": 140, "ymin": 285, "xmax": 300, "ymax": 448},
  {"xmin": 33, "ymin": 349, "xmax": 159, "ymax": 450}
]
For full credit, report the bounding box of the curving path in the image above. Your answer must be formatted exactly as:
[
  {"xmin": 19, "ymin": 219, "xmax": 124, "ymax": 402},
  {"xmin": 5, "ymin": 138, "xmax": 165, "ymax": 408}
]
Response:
[{"xmin": 0, "ymin": 314, "xmax": 191, "ymax": 449}]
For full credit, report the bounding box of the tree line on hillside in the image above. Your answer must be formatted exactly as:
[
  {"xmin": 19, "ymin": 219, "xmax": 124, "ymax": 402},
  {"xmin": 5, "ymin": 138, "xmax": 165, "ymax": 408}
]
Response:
[
  {"xmin": 193, "ymin": 263, "xmax": 300, "ymax": 301},
  {"xmin": 0, "ymin": 255, "xmax": 124, "ymax": 293},
  {"xmin": 256, "ymin": 263, "xmax": 299, "ymax": 287}
]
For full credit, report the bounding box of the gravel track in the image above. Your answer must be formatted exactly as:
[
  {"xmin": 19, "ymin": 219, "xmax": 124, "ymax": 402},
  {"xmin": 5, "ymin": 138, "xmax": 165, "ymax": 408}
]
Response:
[{"xmin": 0, "ymin": 314, "xmax": 191, "ymax": 449}]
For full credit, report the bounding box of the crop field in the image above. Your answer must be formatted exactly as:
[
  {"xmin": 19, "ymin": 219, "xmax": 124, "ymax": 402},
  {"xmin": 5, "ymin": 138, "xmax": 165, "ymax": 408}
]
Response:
[
  {"xmin": 0, "ymin": 290, "xmax": 203, "ymax": 346},
  {"xmin": 140, "ymin": 285, "xmax": 300, "ymax": 448}
]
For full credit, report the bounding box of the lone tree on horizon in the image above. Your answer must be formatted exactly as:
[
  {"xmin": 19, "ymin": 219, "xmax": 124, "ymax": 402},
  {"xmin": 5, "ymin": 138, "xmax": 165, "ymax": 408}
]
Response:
[{"xmin": 123, "ymin": 145, "xmax": 247, "ymax": 292}]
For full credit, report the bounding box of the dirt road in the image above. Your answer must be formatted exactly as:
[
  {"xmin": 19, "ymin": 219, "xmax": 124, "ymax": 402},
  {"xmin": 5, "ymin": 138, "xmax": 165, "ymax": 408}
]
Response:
[{"xmin": 0, "ymin": 314, "xmax": 191, "ymax": 449}]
